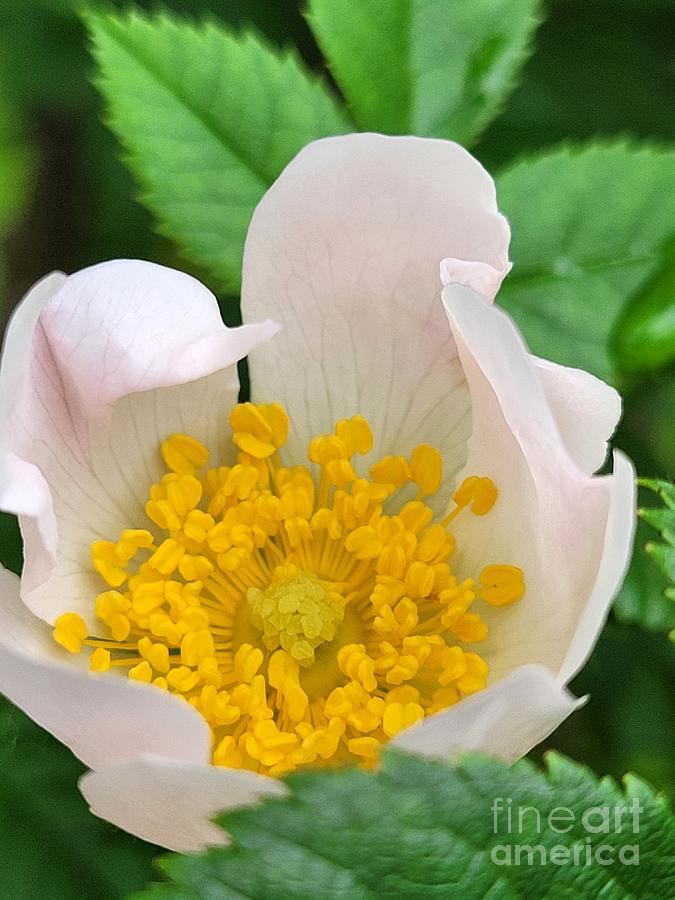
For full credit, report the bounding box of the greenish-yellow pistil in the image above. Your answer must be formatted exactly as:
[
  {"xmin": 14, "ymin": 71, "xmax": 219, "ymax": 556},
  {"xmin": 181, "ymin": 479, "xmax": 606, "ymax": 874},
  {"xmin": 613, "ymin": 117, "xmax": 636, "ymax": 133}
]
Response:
[{"xmin": 247, "ymin": 566, "xmax": 345, "ymax": 666}]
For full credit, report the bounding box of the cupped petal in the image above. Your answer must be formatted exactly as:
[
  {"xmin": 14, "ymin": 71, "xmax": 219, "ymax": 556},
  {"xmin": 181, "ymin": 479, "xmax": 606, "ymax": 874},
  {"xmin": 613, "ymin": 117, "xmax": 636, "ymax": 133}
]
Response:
[
  {"xmin": 0, "ymin": 260, "xmax": 278, "ymax": 628},
  {"xmin": 442, "ymin": 284, "xmax": 635, "ymax": 682},
  {"xmin": 532, "ymin": 356, "xmax": 622, "ymax": 475},
  {"xmin": 392, "ymin": 665, "xmax": 581, "ymax": 763},
  {"xmin": 242, "ymin": 134, "xmax": 510, "ymax": 496},
  {"xmin": 79, "ymin": 755, "xmax": 286, "ymax": 852},
  {"xmin": 558, "ymin": 451, "xmax": 635, "ymax": 683},
  {"xmin": 0, "ymin": 564, "xmax": 211, "ymax": 769},
  {"xmin": 440, "ymin": 257, "xmax": 511, "ymax": 302}
]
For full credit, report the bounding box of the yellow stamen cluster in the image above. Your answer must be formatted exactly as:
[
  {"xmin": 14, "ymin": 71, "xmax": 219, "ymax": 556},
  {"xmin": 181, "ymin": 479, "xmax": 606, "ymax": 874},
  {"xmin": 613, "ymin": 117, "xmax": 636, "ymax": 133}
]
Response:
[{"xmin": 53, "ymin": 402, "xmax": 524, "ymax": 776}]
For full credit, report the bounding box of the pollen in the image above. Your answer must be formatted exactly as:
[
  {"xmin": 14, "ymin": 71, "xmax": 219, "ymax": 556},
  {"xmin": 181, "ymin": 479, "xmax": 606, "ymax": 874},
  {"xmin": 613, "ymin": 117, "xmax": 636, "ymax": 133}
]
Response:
[{"xmin": 53, "ymin": 403, "xmax": 524, "ymax": 776}]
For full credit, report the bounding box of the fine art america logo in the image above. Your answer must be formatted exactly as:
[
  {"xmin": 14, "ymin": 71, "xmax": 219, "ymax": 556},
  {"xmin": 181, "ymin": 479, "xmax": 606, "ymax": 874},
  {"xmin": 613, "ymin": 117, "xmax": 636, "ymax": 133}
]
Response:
[{"xmin": 490, "ymin": 797, "xmax": 642, "ymax": 867}]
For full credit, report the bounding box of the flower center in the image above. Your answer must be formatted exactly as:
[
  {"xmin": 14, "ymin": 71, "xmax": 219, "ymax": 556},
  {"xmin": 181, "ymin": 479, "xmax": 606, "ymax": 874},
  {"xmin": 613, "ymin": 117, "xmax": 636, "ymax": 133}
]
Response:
[
  {"xmin": 53, "ymin": 402, "xmax": 525, "ymax": 776},
  {"xmin": 247, "ymin": 566, "xmax": 344, "ymax": 666}
]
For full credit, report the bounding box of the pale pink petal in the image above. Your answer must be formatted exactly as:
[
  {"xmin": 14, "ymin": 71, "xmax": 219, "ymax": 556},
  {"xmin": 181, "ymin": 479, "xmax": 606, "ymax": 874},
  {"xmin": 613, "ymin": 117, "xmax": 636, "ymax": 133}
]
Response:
[
  {"xmin": 79, "ymin": 755, "xmax": 286, "ymax": 852},
  {"xmin": 0, "ymin": 566, "xmax": 210, "ymax": 769},
  {"xmin": 392, "ymin": 665, "xmax": 581, "ymax": 762},
  {"xmin": 242, "ymin": 134, "xmax": 510, "ymax": 501},
  {"xmin": 532, "ymin": 356, "xmax": 622, "ymax": 475},
  {"xmin": 440, "ymin": 257, "xmax": 511, "ymax": 301},
  {"xmin": 0, "ymin": 260, "xmax": 278, "ymax": 629},
  {"xmin": 558, "ymin": 451, "xmax": 635, "ymax": 683},
  {"xmin": 442, "ymin": 284, "xmax": 634, "ymax": 681},
  {"xmin": 0, "ymin": 564, "xmax": 64, "ymax": 661}
]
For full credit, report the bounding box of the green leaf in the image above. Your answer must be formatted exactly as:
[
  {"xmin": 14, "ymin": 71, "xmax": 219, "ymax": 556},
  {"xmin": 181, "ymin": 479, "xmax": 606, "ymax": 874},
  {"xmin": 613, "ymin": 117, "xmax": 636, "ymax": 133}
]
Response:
[
  {"xmin": 85, "ymin": 9, "xmax": 352, "ymax": 293},
  {"xmin": 0, "ymin": 698, "xmax": 157, "ymax": 899},
  {"xmin": 496, "ymin": 142, "xmax": 675, "ymax": 382},
  {"xmin": 134, "ymin": 750, "xmax": 675, "ymax": 899},
  {"xmin": 614, "ymin": 244, "xmax": 675, "ymax": 375},
  {"xmin": 640, "ymin": 480, "xmax": 675, "ymax": 602},
  {"xmin": 614, "ymin": 481, "xmax": 675, "ymax": 634},
  {"xmin": 613, "ymin": 521, "xmax": 675, "ymax": 633},
  {"xmin": 306, "ymin": 0, "xmax": 542, "ymax": 144}
]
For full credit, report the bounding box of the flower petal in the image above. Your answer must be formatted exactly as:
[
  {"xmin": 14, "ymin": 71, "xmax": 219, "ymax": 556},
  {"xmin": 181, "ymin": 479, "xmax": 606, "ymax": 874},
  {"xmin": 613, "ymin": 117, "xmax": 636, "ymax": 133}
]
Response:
[
  {"xmin": 392, "ymin": 665, "xmax": 581, "ymax": 762},
  {"xmin": 532, "ymin": 356, "xmax": 622, "ymax": 475},
  {"xmin": 442, "ymin": 284, "xmax": 634, "ymax": 681},
  {"xmin": 558, "ymin": 451, "xmax": 636, "ymax": 683},
  {"xmin": 440, "ymin": 257, "xmax": 511, "ymax": 301},
  {"xmin": 79, "ymin": 755, "xmax": 286, "ymax": 852},
  {"xmin": 0, "ymin": 565, "xmax": 211, "ymax": 770},
  {"xmin": 242, "ymin": 134, "xmax": 510, "ymax": 494},
  {"xmin": 0, "ymin": 260, "xmax": 278, "ymax": 628}
]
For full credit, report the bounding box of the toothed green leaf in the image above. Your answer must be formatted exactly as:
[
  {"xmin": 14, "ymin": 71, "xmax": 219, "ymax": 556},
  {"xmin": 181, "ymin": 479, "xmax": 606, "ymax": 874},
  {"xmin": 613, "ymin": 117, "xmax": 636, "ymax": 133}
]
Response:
[
  {"xmin": 497, "ymin": 142, "xmax": 675, "ymax": 382},
  {"xmin": 133, "ymin": 750, "xmax": 675, "ymax": 899},
  {"xmin": 85, "ymin": 9, "xmax": 351, "ymax": 293},
  {"xmin": 306, "ymin": 0, "xmax": 542, "ymax": 144}
]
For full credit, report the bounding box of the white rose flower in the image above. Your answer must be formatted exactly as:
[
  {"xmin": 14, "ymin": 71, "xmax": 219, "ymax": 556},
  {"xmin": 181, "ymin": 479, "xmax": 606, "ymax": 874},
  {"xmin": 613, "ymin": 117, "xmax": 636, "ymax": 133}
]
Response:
[{"xmin": 0, "ymin": 135, "xmax": 634, "ymax": 852}]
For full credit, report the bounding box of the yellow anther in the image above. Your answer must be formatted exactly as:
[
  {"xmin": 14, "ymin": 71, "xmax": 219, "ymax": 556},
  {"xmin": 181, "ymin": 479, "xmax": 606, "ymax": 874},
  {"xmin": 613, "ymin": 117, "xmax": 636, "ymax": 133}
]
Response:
[
  {"xmin": 53, "ymin": 612, "xmax": 88, "ymax": 654},
  {"xmin": 181, "ymin": 629, "xmax": 216, "ymax": 666},
  {"xmin": 385, "ymin": 654, "xmax": 419, "ymax": 686},
  {"xmin": 457, "ymin": 653, "xmax": 489, "ymax": 695},
  {"xmin": 213, "ymin": 736, "xmax": 244, "ymax": 768},
  {"xmin": 89, "ymin": 647, "xmax": 111, "ymax": 672},
  {"xmin": 409, "ymin": 444, "xmax": 442, "ymax": 496},
  {"xmin": 452, "ymin": 476, "xmax": 498, "ymax": 515},
  {"xmin": 258, "ymin": 403, "xmax": 289, "ymax": 448},
  {"xmin": 416, "ymin": 524, "xmax": 455, "ymax": 563},
  {"xmin": 109, "ymin": 613, "xmax": 132, "ymax": 642},
  {"xmin": 178, "ymin": 554, "xmax": 214, "ymax": 581},
  {"xmin": 138, "ymin": 636, "xmax": 171, "ymax": 674},
  {"xmin": 183, "ymin": 510, "xmax": 215, "ymax": 544},
  {"xmin": 148, "ymin": 538, "xmax": 185, "ymax": 576},
  {"xmin": 145, "ymin": 497, "xmax": 181, "ymax": 531},
  {"xmin": 234, "ymin": 644, "xmax": 264, "ymax": 683},
  {"xmin": 478, "ymin": 564, "xmax": 525, "ymax": 606},
  {"xmin": 438, "ymin": 646, "xmax": 468, "ymax": 685},
  {"xmin": 370, "ymin": 455, "xmax": 410, "ymax": 487},
  {"xmin": 129, "ymin": 660, "xmax": 153, "ymax": 683},
  {"xmin": 131, "ymin": 580, "xmax": 166, "ymax": 617},
  {"xmin": 308, "ymin": 434, "xmax": 347, "ymax": 465},
  {"xmin": 229, "ymin": 402, "xmax": 272, "ymax": 441},
  {"xmin": 116, "ymin": 529, "xmax": 154, "ymax": 562},
  {"xmin": 324, "ymin": 686, "xmax": 352, "ymax": 719},
  {"xmin": 347, "ymin": 737, "xmax": 380, "ymax": 762},
  {"xmin": 95, "ymin": 590, "xmax": 130, "ymax": 622},
  {"xmin": 373, "ymin": 597, "xmax": 418, "ymax": 640},
  {"xmin": 223, "ymin": 465, "xmax": 259, "ymax": 500},
  {"xmin": 166, "ymin": 475, "xmax": 203, "ymax": 518},
  {"xmin": 148, "ymin": 613, "xmax": 182, "ymax": 645},
  {"xmin": 178, "ymin": 606, "xmax": 211, "ymax": 633},
  {"xmin": 450, "ymin": 612, "xmax": 488, "ymax": 643},
  {"xmin": 161, "ymin": 433, "xmax": 209, "ymax": 475},
  {"xmin": 337, "ymin": 644, "xmax": 377, "ymax": 692},
  {"xmin": 230, "ymin": 402, "xmax": 288, "ymax": 459},
  {"xmin": 325, "ymin": 458, "xmax": 357, "ymax": 487},
  {"xmin": 344, "ymin": 526, "xmax": 382, "ymax": 560},
  {"xmin": 335, "ymin": 415, "xmax": 373, "ymax": 456},
  {"xmin": 382, "ymin": 700, "xmax": 424, "ymax": 737},
  {"xmin": 166, "ymin": 666, "xmax": 200, "ymax": 693},
  {"xmin": 198, "ymin": 657, "xmax": 223, "ymax": 689},
  {"xmin": 398, "ymin": 502, "xmax": 433, "ymax": 534},
  {"xmin": 232, "ymin": 431, "xmax": 276, "ymax": 459},
  {"xmin": 91, "ymin": 541, "xmax": 127, "ymax": 587},
  {"xmin": 404, "ymin": 561, "xmax": 435, "ymax": 598}
]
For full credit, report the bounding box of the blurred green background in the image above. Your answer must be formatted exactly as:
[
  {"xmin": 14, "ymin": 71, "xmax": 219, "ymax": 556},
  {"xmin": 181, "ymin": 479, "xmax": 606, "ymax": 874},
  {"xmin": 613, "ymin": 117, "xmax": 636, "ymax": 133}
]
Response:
[{"xmin": 0, "ymin": 1, "xmax": 673, "ymax": 897}]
